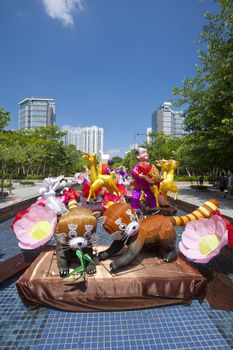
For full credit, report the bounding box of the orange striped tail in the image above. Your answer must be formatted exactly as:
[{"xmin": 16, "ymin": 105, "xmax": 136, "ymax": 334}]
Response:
[
  {"xmin": 169, "ymin": 199, "xmax": 219, "ymax": 226},
  {"xmin": 68, "ymin": 199, "xmax": 79, "ymax": 210}
]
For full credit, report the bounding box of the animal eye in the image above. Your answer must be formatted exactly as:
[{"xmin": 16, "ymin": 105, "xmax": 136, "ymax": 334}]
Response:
[
  {"xmin": 84, "ymin": 232, "xmax": 92, "ymax": 240},
  {"xmin": 119, "ymin": 223, "xmax": 126, "ymax": 231},
  {"xmin": 68, "ymin": 231, "xmax": 77, "ymax": 239}
]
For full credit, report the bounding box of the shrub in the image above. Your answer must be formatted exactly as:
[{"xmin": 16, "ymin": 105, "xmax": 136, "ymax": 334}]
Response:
[
  {"xmin": 26, "ymin": 174, "xmax": 44, "ymax": 180},
  {"xmin": 190, "ymin": 185, "xmax": 209, "ymax": 191},
  {"xmin": 175, "ymin": 176, "xmax": 198, "ymax": 182},
  {"xmin": 2, "ymin": 182, "xmax": 13, "ymax": 188},
  {"xmin": 20, "ymin": 181, "xmax": 35, "ymax": 186}
]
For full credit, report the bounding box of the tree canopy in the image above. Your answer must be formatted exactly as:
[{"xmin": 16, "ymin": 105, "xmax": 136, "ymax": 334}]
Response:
[
  {"xmin": 0, "ymin": 107, "xmax": 10, "ymax": 131},
  {"xmin": 0, "ymin": 125, "xmax": 85, "ymax": 194},
  {"xmin": 173, "ymin": 0, "xmax": 233, "ymax": 172}
]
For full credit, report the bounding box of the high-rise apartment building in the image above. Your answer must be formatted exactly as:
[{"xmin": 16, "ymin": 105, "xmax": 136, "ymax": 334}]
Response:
[
  {"xmin": 18, "ymin": 97, "xmax": 56, "ymax": 130},
  {"xmin": 152, "ymin": 102, "xmax": 185, "ymax": 137},
  {"xmin": 62, "ymin": 125, "xmax": 104, "ymax": 156}
]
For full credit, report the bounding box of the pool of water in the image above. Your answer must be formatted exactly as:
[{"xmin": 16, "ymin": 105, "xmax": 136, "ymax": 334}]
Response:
[{"xmin": 0, "ymin": 212, "xmax": 233, "ymax": 350}]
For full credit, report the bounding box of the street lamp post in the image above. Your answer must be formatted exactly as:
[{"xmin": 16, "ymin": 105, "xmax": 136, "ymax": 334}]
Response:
[{"xmin": 134, "ymin": 133, "xmax": 148, "ymax": 149}]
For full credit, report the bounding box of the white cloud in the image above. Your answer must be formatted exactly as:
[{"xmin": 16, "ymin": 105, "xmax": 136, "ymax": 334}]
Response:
[
  {"xmin": 42, "ymin": 0, "xmax": 84, "ymax": 27},
  {"xmin": 105, "ymin": 148, "xmax": 121, "ymax": 158},
  {"xmin": 61, "ymin": 124, "xmax": 82, "ymax": 131},
  {"xmin": 128, "ymin": 143, "xmax": 135, "ymax": 150}
]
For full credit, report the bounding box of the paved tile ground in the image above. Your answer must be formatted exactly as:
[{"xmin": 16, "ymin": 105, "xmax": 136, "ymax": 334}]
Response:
[
  {"xmin": 0, "ymin": 182, "xmax": 43, "ymax": 210},
  {"xmin": 1, "ymin": 180, "xmax": 232, "ymax": 218},
  {"xmin": 176, "ymin": 181, "xmax": 233, "ymax": 219}
]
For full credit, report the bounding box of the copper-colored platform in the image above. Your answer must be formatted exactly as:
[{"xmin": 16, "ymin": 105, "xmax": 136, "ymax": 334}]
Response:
[{"xmin": 16, "ymin": 246, "xmax": 207, "ymax": 312}]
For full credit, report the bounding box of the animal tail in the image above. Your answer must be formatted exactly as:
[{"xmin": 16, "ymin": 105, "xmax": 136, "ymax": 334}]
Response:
[
  {"xmin": 169, "ymin": 199, "xmax": 219, "ymax": 226},
  {"xmin": 68, "ymin": 199, "xmax": 79, "ymax": 210}
]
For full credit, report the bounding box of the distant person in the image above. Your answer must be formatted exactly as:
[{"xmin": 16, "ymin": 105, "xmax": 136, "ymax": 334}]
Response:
[
  {"xmin": 218, "ymin": 172, "xmax": 228, "ymax": 197},
  {"xmin": 117, "ymin": 166, "xmax": 127, "ymax": 183},
  {"xmin": 100, "ymin": 159, "xmax": 114, "ymax": 175},
  {"xmin": 199, "ymin": 176, "xmax": 204, "ymax": 186},
  {"xmin": 227, "ymin": 171, "xmax": 233, "ymax": 199}
]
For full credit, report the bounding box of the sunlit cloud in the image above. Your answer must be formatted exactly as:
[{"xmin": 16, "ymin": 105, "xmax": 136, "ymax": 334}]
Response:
[
  {"xmin": 106, "ymin": 148, "xmax": 121, "ymax": 157},
  {"xmin": 42, "ymin": 0, "xmax": 84, "ymax": 27},
  {"xmin": 128, "ymin": 143, "xmax": 136, "ymax": 151}
]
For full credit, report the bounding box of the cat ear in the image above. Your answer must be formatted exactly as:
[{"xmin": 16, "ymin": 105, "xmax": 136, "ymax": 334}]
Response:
[{"xmin": 98, "ymin": 216, "xmax": 106, "ymax": 225}]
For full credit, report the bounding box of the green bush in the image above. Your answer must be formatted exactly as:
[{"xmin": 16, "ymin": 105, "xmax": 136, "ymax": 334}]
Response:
[
  {"xmin": 175, "ymin": 175, "xmax": 214, "ymax": 182},
  {"xmin": 20, "ymin": 181, "xmax": 35, "ymax": 186},
  {"xmin": 206, "ymin": 175, "xmax": 217, "ymax": 182},
  {"xmin": 190, "ymin": 185, "xmax": 209, "ymax": 191},
  {"xmin": 26, "ymin": 174, "xmax": 44, "ymax": 180},
  {"xmin": 175, "ymin": 175, "xmax": 198, "ymax": 182},
  {"xmin": 3, "ymin": 182, "xmax": 13, "ymax": 188}
]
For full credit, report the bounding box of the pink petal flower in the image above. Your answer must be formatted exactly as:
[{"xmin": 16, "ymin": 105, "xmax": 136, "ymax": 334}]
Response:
[
  {"xmin": 179, "ymin": 241, "xmax": 206, "ymax": 261},
  {"xmin": 181, "ymin": 235, "xmax": 199, "ymax": 250},
  {"xmin": 179, "ymin": 215, "xmax": 228, "ymax": 264},
  {"xmin": 194, "ymin": 219, "xmax": 212, "ymax": 237},
  {"xmin": 13, "ymin": 206, "xmax": 57, "ymax": 249}
]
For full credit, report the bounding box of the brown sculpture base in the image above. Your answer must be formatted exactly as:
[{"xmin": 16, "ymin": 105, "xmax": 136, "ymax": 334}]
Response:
[
  {"xmin": 79, "ymin": 196, "xmax": 103, "ymax": 213},
  {"xmin": 139, "ymin": 203, "xmax": 177, "ymax": 216},
  {"xmin": 159, "ymin": 206, "xmax": 177, "ymax": 216},
  {"xmin": 16, "ymin": 246, "xmax": 207, "ymax": 312}
]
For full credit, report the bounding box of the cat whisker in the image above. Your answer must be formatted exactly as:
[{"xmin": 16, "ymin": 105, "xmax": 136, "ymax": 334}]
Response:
[
  {"xmin": 59, "ymin": 246, "xmax": 73, "ymax": 252},
  {"xmin": 120, "ymin": 234, "xmax": 127, "ymax": 241}
]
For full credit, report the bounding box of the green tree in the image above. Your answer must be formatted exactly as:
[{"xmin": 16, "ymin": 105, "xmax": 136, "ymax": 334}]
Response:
[
  {"xmin": 123, "ymin": 149, "xmax": 136, "ymax": 171},
  {"xmin": 173, "ymin": 0, "xmax": 233, "ymax": 172},
  {"xmin": 112, "ymin": 156, "xmax": 123, "ymax": 164},
  {"xmin": 0, "ymin": 107, "xmax": 10, "ymax": 131},
  {"xmin": 146, "ymin": 133, "xmax": 182, "ymax": 164},
  {"xmin": 0, "ymin": 131, "xmax": 26, "ymax": 195},
  {"xmin": 33, "ymin": 125, "xmax": 67, "ymax": 140}
]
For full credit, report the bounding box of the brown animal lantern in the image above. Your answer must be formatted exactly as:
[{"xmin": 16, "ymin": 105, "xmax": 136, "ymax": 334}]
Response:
[
  {"xmin": 98, "ymin": 199, "xmax": 219, "ymax": 273},
  {"xmin": 55, "ymin": 199, "xmax": 97, "ymax": 277}
]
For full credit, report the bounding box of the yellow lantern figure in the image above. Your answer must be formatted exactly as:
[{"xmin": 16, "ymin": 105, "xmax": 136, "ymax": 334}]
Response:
[
  {"xmin": 82, "ymin": 153, "xmax": 119, "ymax": 202},
  {"xmin": 156, "ymin": 159, "xmax": 179, "ymax": 206}
]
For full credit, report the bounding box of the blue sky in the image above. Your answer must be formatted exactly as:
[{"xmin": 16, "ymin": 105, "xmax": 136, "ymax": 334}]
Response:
[{"xmin": 0, "ymin": 0, "xmax": 219, "ymax": 157}]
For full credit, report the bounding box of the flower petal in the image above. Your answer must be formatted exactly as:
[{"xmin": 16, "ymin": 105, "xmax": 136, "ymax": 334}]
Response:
[
  {"xmin": 179, "ymin": 215, "xmax": 229, "ymax": 264},
  {"xmin": 215, "ymin": 220, "xmax": 227, "ymax": 239},
  {"xmin": 194, "ymin": 219, "xmax": 212, "ymax": 236},
  {"xmin": 179, "ymin": 241, "xmax": 204, "ymax": 261},
  {"xmin": 183, "ymin": 248, "xmax": 206, "ymax": 261},
  {"xmin": 181, "ymin": 234, "xmax": 199, "ymax": 249}
]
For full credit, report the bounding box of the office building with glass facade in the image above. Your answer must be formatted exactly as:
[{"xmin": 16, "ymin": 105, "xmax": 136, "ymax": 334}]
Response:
[
  {"xmin": 18, "ymin": 97, "xmax": 56, "ymax": 130},
  {"xmin": 152, "ymin": 102, "xmax": 185, "ymax": 137}
]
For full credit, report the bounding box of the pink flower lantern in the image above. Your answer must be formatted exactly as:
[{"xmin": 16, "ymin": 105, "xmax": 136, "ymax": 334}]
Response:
[
  {"xmin": 13, "ymin": 206, "xmax": 57, "ymax": 250},
  {"xmin": 179, "ymin": 215, "xmax": 228, "ymax": 263}
]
